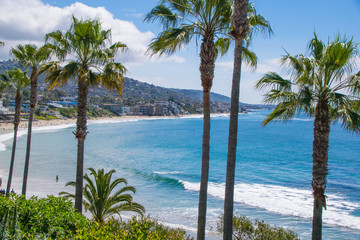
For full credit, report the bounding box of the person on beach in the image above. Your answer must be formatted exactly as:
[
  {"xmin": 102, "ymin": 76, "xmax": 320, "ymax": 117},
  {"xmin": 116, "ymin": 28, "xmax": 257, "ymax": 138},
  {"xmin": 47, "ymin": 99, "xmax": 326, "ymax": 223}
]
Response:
[
  {"xmin": 56, "ymin": 175, "xmax": 59, "ymax": 183},
  {"xmin": 0, "ymin": 177, "xmax": 2, "ymax": 187}
]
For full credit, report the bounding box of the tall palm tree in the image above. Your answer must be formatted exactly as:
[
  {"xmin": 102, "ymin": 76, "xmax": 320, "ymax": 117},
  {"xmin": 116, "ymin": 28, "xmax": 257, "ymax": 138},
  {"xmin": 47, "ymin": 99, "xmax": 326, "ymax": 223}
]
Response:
[
  {"xmin": 256, "ymin": 34, "xmax": 360, "ymax": 240},
  {"xmin": 223, "ymin": 2, "xmax": 271, "ymax": 239},
  {"xmin": 11, "ymin": 44, "xmax": 50, "ymax": 197},
  {"xmin": 0, "ymin": 68, "xmax": 30, "ymax": 197},
  {"xmin": 59, "ymin": 168, "xmax": 145, "ymax": 223},
  {"xmin": 145, "ymin": 2, "xmax": 265, "ymax": 238},
  {"xmin": 145, "ymin": 2, "xmax": 230, "ymax": 239},
  {"xmin": 43, "ymin": 17, "xmax": 127, "ymax": 213}
]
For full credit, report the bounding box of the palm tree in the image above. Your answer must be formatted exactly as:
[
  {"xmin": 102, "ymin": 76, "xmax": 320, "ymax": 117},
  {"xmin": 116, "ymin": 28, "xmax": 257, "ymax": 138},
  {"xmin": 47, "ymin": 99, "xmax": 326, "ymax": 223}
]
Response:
[
  {"xmin": 59, "ymin": 168, "xmax": 145, "ymax": 223},
  {"xmin": 11, "ymin": 44, "xmax": 50, "ymax": 197},
  {"xmin": 145, "ymin": 2, "xmax": 267, "ymax": 238},
  {"xmin": 43, "ymin": 17, "xmax": 127, "ymax": 213},
  {"xmin": 145, "ymin": 2, "xmax": 232, "ymax": 238},
  {"xmin": 255, "ymin": 34, "xmax": 360, "ymax": 240},
  {"xmin": 0, "ymin": 68, "xmax": 30, "ymax": 197},
  {"xmin": 223, "ymin": 2, "xmax": 271, "ymax": 239}
]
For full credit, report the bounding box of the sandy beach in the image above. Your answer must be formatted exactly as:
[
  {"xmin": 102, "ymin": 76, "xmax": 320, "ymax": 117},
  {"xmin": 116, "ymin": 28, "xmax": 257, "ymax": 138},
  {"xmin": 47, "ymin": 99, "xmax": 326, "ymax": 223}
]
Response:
[{"xmin": 0, "ymin": 114, "xmax": 207, "ymax": 136}]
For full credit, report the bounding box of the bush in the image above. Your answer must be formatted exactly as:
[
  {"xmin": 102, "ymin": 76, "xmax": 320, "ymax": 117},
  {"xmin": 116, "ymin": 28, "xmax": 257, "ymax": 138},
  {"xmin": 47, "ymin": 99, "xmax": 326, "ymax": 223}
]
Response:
[
  {"xmin": 71, "ymin": 216, "xmax": 193, "ymax": 240},
  {"xmin": 217, "ymin": 215, "xmax": 299, "ymax": 240},
  {"xmin": 0, "ymin": 195, "xmax": 90, "ymax": 239},
  {"xmin": 1, "ymin": 195, "xmax": 192, "ymax": 239}
]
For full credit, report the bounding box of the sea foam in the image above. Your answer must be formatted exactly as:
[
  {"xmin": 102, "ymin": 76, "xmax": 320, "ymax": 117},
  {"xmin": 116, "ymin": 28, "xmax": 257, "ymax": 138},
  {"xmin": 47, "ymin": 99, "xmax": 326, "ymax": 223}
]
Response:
[{"xmin": 180, "ymin": 180, "xmax": 360, "ymax": 230}]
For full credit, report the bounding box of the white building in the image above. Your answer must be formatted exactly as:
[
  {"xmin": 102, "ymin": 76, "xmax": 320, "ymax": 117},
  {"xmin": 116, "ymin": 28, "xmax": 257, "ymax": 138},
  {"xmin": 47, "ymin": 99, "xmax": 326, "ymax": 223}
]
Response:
[{"xmin": 0, "ymin": 100, "xmax": 10, "ymax": 114}]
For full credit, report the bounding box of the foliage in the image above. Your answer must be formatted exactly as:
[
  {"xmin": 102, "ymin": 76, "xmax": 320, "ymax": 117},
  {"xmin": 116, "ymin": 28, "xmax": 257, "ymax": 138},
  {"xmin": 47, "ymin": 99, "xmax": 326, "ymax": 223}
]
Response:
[
  {"xmin": 58, "ymin": 107, "xmax": 77, "ymax": 118},
  {"xmin": 217, "ymin": 215, "xmax": 299, "ymax": 240},
  {"xmin": 60, "ymin": 168, "xmax": 145, "ymax": 224},
  {"xmin": 43, "ymin": 17, "xmax": 127, "ymax": 94},
  {"xmin": 0, "ymin": 68, "xmax": 30, "ymax": 93},
  {"xmin": 33, "ymin": 107, "xmax": 59, "ymax": 120},
  {"xmin": 0, "ymin": 195, "xmax": 192, "ymax": 239},
  {"xmin": 0, "ymin": 194, "xmax": 90, "ymax": 239},
  {"xmin": 256, "ymin": 34, "xmax": 360, "ymax": 129},
  {"xmin": 71, "ymin": 217, "xmax": 193, "ymax": 240}
]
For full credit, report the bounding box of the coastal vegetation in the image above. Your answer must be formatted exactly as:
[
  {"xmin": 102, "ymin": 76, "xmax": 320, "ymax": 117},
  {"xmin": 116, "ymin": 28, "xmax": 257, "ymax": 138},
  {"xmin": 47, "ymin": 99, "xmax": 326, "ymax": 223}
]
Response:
[
  {"xmin": 11, "ymin": 44, "xmax": 51, "ymax": 197},
  {"xmin": 42, "ymin": 17, "xmax": 128, "ymax": 213},
  {"xmin": 217, "ymin": 215, "xmax": 299, "ymax": 240},
  {"xmin": 0, "ymin": 68, "xmax": 30, "ymax": 197},
  {"xmin": 0, "ymin": 195, "xmax": 192, "ymax": 239},
  {"xmin": 256, "ymin": 34, "xmax": 360, "ymax": 239},
  {"xmin": 0, "ymin": 1, "xmax": 359, "ymax": 240},
  {"xmin": 59, "ymin": 168, "xmax": 145, "ymax": 224}
]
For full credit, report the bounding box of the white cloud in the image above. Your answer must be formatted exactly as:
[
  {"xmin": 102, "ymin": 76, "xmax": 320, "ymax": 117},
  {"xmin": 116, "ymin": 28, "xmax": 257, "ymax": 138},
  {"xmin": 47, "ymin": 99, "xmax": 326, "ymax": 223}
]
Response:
[{"xmin": 0, "ymin": 0, "xmax": 184, "ymax": 65}]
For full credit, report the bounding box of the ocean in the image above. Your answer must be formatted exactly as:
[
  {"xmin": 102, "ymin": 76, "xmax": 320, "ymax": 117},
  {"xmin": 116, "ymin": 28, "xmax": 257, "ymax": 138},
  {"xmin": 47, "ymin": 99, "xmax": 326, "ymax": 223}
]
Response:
[{"xmin": 0, "ymin": 110, "xmax": 359, "ymax": 239}]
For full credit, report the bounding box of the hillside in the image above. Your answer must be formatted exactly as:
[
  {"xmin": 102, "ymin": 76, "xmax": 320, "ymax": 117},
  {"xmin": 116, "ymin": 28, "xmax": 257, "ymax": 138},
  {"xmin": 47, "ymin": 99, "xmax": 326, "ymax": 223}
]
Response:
[{"xmin": 0, "ymin": 60, "xmax": 271, "ymax": 109}]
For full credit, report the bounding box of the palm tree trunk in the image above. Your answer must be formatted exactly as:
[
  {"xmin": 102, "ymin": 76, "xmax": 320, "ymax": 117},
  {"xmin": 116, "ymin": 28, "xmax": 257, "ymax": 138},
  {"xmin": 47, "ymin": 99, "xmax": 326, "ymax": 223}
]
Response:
[
  {"xmin": 312, "ymin": 100, "xmax": 330, "ymax": 240},
  {"xmin": 6, "ymin": 89, "xmax": 22, "ymax": 197},
  {"xmin": 223, "ymin": 39, "xmax": 244, "ymax": 240},
  {"xmin": 22, "ymin": 70, "xmax": 37, "ymax": 197},
  {"xmin": 198, "ymin": 89, "xmax": 211, "ymax": 240},
  {"xmin": 197, "ymin": 33, "xmax": 215, "ymax": 240},
  {"xmin": 74, "ymin": 80, "xmax": 89, "ymax": 213},
  {"xmin": 223, "ymin": 1, "xmax": 249, "ymax": 239}
]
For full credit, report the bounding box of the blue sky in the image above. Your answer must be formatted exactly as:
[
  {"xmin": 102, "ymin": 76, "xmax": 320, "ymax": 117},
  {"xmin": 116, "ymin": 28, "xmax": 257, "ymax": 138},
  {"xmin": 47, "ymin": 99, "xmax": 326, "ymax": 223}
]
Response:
[{"xmin": 0, "ymin": 0, "xmax": 359, "ymax": 103}]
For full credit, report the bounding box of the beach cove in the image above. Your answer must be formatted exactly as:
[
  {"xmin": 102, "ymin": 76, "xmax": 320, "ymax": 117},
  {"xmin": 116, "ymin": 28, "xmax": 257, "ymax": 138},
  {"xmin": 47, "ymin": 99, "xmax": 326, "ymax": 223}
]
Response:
[{"xmin": 0, "ymin": 111, "xmax": 360, "ymax": 239}]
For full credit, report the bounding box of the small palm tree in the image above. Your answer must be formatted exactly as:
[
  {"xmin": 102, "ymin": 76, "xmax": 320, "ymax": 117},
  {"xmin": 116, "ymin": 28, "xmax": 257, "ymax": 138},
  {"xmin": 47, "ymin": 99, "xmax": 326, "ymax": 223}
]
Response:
[
  {"xmin": 256, "ymin": 34, "xmax": 360, "ymax": 240},
  {"xmin": 59, "ymin": 168, "xmax": 145, "ymax": 224},
  {"xmin": 43, "ymin": 17, "xmax": 127, "ymax": 213},
  {"xmin": 0, "ymin": 68, "xmax": 30, "ymax": 197},
  {"xmin": 11, "ymin": 44, "xmax": 51, "ymax": 197}
]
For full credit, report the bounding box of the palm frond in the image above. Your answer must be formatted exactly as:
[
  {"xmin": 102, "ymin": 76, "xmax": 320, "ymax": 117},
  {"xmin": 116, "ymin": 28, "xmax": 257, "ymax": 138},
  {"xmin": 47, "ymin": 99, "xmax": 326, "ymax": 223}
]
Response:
[
  {"xmin": 215, "ymin": 37, "xmax": 230, "ymax": 57},
  {"xmin": 242, "ymin": 46, "xmax": 258, "ymax": 70},
  {"xmin": 258, "ymin": 33, "xmax": 359, "ymax": 131},
  {"xmin": 144, "ymin": 4, "xmax": 180, "ymax": 28},
  {"xmin": 148, "ymin": 24, "xmax": 196, "ymax": 56},
  {"xmin": 262, "ymin": 101, "xmax": 300, "ymax": 126},
  {"xmin": 256, "ymin": 72, "xmax": 292, "ymax": 91},
  {"xmin": 59, "ymin": 168, "xmax": 145, "ymax": 223}
]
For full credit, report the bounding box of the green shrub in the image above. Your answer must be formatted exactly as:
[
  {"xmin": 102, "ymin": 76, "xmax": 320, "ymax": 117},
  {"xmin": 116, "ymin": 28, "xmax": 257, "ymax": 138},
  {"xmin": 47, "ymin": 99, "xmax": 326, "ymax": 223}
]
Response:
[
  {"xmin": 119, "ymin": 216, "xmax": 193, "ymax": 240},
  {"xmin": 0, "ymin": 195, "xmax": 90, "ymax": 239},
  {"xmin": 1, "ymin": 195, "xmax": 192, "ymax": 239},
  {"xmin": 217, "ymin": 215, "xmax": 299, "ymax": 240},
  {"xmin": 71, "ymin": 216, "xmax": 193, "ymax": 240}
]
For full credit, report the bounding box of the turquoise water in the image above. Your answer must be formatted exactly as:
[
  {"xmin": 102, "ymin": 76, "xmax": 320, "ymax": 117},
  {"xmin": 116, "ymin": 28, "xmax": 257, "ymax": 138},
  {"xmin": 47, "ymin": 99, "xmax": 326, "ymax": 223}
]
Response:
[{"xmin": 0, "ymin": 110, "xmax": 360, "ymax": 239}]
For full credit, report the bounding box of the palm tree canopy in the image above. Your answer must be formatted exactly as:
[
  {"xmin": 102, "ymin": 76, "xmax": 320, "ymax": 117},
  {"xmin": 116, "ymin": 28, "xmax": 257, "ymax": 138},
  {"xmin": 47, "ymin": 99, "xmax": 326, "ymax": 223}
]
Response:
[
  {"xmin": 0, "ymin": 68, "xmax": 30, "ymax": 91},
  {"xmin": 59, "ymin": 168, "xmax": 145, "ymax": 223},
  {"xmin": 256, "ymin": 34, "xmax": 360, "ymax": 132},
  {"xmin": 43, "ymin": 17, "xmax": 128, "ymax": 95},
  {"xmin": 11, "ymin": 44, "xmax": 50, "ymax": 73},
  {"xmin": 145, "ymin": 0, "xmax": 271, "ymax": 68}
]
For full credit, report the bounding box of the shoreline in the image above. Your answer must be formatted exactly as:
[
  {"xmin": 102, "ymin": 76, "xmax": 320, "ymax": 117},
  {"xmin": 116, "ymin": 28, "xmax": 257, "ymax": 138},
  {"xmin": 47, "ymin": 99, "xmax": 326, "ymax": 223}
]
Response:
[{"xmin": 0, "ymin": 113, "xmax": 228, "ymax": 136}]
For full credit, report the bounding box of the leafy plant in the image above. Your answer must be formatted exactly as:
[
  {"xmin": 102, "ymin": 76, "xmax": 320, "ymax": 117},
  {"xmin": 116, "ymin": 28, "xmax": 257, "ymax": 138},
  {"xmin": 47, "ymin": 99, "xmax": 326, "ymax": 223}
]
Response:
[
  {"xmin": 71, "ymin": 216, "xmax": 193, "ymax": 240},
  {"xmin": 60, "ymin": 168, "xmax": 145, "ymax": 224},
  {"xmin": 217, "ymin": 214, "xmax": 299, "ymax": 240},
  {"xmin": 0, "ymin": 195, "xmax": 90, "ymax": 238}
]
